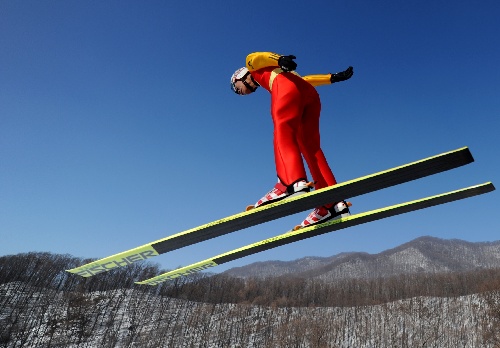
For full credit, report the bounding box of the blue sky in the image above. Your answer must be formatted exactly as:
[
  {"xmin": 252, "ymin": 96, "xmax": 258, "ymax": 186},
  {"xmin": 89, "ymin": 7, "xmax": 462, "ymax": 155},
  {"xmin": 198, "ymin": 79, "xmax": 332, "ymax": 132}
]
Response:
[{"xmin": 1, "ymin": 1, "xmax": 499, "ymax": 274}]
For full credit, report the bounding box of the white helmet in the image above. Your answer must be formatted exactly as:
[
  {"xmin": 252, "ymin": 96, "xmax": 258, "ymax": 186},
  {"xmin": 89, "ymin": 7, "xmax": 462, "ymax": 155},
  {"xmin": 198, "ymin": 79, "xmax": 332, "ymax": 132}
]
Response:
[{"xmin": 230, "ymin": 67, "xmax": 259, "ymax": 95}]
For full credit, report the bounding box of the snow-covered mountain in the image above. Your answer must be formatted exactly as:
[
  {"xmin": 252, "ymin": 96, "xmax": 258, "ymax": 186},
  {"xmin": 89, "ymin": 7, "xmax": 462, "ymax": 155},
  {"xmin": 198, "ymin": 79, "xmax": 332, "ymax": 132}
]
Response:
[
  {"xmin": 223, "ymin": 236, "xmax": 500, "ymax": 280},
  {"xmin": 1, "ymin": 281, "xmax": 498, "ymax": 347},
  {"xmin": 1, "ymin": 237, "xmax": 500, "ymax": 347}
]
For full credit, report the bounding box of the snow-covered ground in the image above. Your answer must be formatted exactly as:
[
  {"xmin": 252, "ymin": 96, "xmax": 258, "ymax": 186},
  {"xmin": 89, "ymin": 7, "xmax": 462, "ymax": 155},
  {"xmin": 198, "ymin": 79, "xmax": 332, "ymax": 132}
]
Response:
[{"xmin": 1, "ymin": 281, "xmax": 498, "ymax": 347}]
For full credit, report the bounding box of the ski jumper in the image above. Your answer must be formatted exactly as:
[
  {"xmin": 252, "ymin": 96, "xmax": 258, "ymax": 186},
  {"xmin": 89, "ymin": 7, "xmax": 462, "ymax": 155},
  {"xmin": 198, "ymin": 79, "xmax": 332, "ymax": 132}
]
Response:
[{"xmin": 246, "ymin": 52, "xmax": 337, "ymax": 191}]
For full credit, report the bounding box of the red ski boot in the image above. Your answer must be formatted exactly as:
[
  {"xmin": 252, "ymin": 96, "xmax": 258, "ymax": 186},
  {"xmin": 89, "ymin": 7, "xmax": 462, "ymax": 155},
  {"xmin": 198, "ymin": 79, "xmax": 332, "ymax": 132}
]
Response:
[
  {"xmin": 294, "ymin": 201, "xmax": 352, "ymax": 230},
  {"xmin": 246, "ymin": 179, "xmax": 314, "ymax": 211}
]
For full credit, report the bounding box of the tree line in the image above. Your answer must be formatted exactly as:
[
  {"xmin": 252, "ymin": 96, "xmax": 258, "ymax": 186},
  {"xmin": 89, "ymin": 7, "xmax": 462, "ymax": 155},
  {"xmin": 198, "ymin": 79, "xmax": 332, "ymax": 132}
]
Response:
[
  {"xmin": 2, "ymin": 251, "xmax": 500, "ymax": 306},
  {"xmin": 1, "ymin": 252, "xmax": 500, "ymax": 347}
]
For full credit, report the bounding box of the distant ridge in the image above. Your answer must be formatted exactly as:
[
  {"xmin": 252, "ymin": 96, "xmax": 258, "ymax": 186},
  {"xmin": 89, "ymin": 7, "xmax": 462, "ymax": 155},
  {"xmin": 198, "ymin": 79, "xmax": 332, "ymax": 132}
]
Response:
[{"xmin": 222, "ymin": 236, "xmax": 500, "ymax": 281}]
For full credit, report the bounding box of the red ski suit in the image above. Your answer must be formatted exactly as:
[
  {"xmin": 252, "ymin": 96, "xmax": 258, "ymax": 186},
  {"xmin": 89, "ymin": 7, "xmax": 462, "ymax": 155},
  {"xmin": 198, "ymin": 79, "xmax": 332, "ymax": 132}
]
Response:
[{"xmin": 246, "ymin": 52, "xmax": 337, "ymax": 191}]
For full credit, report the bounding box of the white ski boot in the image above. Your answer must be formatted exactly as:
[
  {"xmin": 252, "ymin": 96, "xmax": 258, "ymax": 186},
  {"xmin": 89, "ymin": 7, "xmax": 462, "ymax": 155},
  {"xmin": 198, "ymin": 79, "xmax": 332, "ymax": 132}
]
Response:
[
  {"xmin": 246, "ymin": 179, "xmax": 314, "ymax": 211},
  {"xmin": 294, "ymin": 201, "xmax": 352, "ymax": 230}
]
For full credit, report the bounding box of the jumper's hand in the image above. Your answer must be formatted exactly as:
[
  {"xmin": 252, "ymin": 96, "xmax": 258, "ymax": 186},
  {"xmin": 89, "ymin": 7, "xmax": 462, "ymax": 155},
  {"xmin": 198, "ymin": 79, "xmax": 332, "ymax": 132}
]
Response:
[
  {"xmin": 278, "ymin": 55, "xmax": 297, "ymax": 72},
  {"xmin": 330, "ymin": 66, "xmax": 354, "ymax": 83}
]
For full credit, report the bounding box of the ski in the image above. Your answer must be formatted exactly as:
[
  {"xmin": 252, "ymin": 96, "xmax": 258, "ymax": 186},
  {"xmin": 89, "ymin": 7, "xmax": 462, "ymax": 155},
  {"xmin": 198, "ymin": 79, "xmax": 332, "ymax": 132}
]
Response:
[
  {"xmin": 137, "ymin": 182, "xmax": 495, "ymax": 285},
  {"xmin": 67, "ymin": 147, "xmax": 473, "ymax": 278}
]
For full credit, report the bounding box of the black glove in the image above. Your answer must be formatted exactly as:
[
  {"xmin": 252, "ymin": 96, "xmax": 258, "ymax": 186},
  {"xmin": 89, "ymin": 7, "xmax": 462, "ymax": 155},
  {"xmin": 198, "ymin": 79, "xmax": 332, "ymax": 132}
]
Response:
[
  {"xmin": 330, "ymin": 66, "xmax": 354, "ymax": 83},
  {"xmin": 278, "ymin": 55, "xmax": 297, "ymax": 72}
]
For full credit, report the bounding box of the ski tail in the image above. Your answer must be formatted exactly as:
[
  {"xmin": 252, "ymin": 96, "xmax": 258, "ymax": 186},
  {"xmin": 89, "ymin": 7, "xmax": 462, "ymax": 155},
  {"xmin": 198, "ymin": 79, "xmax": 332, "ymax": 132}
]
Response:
[{"xmin": 136, "ymin": 182, "xmax": 494, "ymax": 286}]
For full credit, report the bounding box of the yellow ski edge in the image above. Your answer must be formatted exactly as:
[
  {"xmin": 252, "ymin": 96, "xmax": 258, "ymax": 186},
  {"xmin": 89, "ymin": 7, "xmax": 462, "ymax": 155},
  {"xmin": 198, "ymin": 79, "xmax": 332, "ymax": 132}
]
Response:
[
  {"xmin": 149, "ymin": 146, "xmax": 471, "ymax": 242},
  {"xmin": 66, "ymin": 146, "xmax": 470, "ymax": 278},
  {"xmin": 310, "ymin": 147, "xmax": 470, "ymax": 195},
  {"xmin": 66, "ymin": 244, "xmax": 160, "ymax": 277},
  {"xmin": 135, "ymin": 182, "xmax": 493, "ymax": 286},
  {"xmin": 135, "ymin": 260, "xmax": 219, "ymax": 285}
]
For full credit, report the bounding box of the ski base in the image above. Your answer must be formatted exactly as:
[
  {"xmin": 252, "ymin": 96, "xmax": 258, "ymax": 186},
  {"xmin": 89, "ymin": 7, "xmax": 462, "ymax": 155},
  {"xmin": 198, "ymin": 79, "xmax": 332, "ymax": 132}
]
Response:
[
  {"xmin": 67, "ymin": 147, "xmax": 474, "ymax": 278},
  {"xmin": 136, "ymin": 182, "xmax": 494, "ymax": 286}
]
